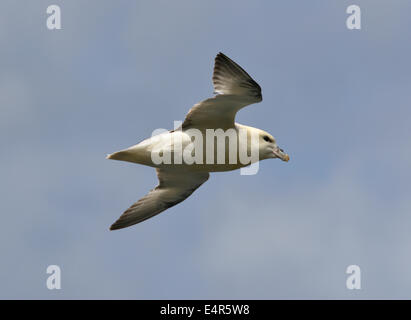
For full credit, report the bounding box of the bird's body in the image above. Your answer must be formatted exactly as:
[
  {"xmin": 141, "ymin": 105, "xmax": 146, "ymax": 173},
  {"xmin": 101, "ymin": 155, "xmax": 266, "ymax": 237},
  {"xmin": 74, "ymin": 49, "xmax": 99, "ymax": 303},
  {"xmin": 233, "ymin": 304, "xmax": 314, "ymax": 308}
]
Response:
[
  {"xmin": 109, "ymin": 123, "xmax": 267, "ymax": 172},
  {"xmin": 107, "ymin": 53, "xmax": 289, "ymax": 230}
]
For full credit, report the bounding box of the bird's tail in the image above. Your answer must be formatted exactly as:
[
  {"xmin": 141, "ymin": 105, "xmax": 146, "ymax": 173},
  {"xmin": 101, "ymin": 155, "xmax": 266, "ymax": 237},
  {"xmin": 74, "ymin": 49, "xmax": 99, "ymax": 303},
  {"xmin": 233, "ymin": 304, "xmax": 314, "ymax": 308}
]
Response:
[{"xmin": 106, "ymin": 149, "xmax": 140, "ymax": 163}]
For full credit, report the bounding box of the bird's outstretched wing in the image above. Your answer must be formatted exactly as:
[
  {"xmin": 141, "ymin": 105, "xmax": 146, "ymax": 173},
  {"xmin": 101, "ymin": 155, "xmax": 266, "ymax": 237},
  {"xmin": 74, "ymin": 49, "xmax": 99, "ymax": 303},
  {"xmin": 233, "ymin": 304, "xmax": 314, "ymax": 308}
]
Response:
[
  {"xmin": 110, "ymin": 169, "xmax": 209, "ymax": 230},
  {"xmin": 182, "ymin": 52, "xmax": 262, "ymax": 130}
]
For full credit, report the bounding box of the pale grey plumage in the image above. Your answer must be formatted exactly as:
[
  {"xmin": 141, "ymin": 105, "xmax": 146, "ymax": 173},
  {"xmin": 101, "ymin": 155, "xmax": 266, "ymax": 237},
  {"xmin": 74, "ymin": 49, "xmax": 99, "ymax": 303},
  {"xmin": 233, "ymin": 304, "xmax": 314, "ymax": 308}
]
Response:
[{"xmin": 182, "ymin": 53, "xmax": 262, "ymax": 130}]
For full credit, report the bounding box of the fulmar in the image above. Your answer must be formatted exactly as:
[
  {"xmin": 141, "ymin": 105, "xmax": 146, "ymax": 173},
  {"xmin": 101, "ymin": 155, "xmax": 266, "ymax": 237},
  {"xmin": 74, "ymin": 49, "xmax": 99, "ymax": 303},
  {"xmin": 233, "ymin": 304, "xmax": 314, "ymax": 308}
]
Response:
[{"xmin": 107, "ymin": 53, "xmax": 289, "ymax": 230}]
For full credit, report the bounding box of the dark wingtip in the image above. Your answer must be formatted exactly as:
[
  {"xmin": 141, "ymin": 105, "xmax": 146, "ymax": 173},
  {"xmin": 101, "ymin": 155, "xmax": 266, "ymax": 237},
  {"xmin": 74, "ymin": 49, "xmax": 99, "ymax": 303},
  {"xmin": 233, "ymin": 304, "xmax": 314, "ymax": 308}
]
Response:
[
  {"xmin": 215, "ymin": 52, "xmax": 230, "ymax": 64},
  {"xmin": 215, "ymin": 52, "xmax": 228, "ymax": 62},
  {"xmin": 109, "ymin": 223, "xmax": 120, "ymax": 231}
]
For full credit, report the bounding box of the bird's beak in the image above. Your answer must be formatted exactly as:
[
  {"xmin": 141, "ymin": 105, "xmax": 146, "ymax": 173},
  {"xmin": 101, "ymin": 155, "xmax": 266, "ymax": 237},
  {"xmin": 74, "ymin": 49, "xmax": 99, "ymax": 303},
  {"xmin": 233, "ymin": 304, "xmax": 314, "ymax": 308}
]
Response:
[{"xmin": 273, "ymin": 147, "xmax": 290, "ymax": 162}]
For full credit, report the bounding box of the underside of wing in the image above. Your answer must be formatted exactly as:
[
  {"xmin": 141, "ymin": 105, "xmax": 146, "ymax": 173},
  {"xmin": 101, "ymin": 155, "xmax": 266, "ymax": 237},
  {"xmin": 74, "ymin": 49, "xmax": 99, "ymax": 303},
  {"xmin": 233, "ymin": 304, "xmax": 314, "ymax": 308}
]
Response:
[
  {"xmin": 182, "ymin": 95, "xmax": 247, "ymax": 130},
  {"xmin": 182, "ymin": 52, "xmax": 262, "ymax": 130},
  {"xmin": 110, "ymin": 169, "xmax": 209, "ymax": 230},
  {"xmin": 213, "ymin": 52, "xmax": 262, "ymax": 101}
]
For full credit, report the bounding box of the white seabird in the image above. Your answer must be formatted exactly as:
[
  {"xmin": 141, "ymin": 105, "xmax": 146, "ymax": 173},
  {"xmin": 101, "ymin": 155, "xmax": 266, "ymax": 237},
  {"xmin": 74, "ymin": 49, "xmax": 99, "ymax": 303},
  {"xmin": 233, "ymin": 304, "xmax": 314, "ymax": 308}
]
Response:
[{"xmin": 107, "ymin": 52, "xmax": 289, "ymax": 230}]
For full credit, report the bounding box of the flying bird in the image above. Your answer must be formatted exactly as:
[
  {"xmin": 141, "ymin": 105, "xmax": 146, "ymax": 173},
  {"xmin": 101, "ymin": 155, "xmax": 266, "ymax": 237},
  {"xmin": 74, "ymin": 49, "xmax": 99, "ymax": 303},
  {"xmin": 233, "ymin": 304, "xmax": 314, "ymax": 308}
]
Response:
[{"xmin": 107, "ymin": 53, "xmax": 289, "ymax": 230}]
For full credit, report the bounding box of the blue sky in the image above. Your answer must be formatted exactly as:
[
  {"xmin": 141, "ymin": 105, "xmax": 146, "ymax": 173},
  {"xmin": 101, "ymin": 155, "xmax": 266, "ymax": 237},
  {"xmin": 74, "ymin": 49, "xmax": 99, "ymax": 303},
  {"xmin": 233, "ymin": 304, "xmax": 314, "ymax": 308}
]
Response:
[{"xmin": 1, "ymin": 0, "xmax": 411, "ymax": 299}]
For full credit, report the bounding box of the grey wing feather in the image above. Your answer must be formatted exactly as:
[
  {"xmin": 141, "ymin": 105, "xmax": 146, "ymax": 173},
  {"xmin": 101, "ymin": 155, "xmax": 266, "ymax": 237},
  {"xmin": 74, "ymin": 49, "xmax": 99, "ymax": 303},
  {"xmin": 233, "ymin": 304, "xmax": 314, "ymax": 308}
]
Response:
[
  {"xmin": 110, "ymin": 169, "xmax": 209, "ymax": 230},
  {"xmin": 182, "ymin": 52, "xmax": 262, "ymax": 130},
  {"xmin": 212, "ymin": 52, "xmax": 262, "ymax": 101}
]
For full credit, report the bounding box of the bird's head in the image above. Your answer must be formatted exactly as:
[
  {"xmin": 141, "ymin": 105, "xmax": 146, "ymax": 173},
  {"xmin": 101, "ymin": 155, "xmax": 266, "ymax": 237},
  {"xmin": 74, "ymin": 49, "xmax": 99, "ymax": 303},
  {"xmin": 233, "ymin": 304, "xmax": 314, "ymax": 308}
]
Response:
[{"xmin": 259, "ymin": 130, "xmax": 290, "ymax": 162}]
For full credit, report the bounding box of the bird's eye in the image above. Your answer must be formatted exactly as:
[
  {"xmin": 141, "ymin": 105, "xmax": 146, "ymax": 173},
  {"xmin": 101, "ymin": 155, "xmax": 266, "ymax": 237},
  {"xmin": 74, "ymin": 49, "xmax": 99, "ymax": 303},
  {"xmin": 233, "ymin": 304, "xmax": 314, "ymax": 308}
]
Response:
[{"xmin": 263, "ymin": 136, "xmax": 271, "ymax": 142}]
